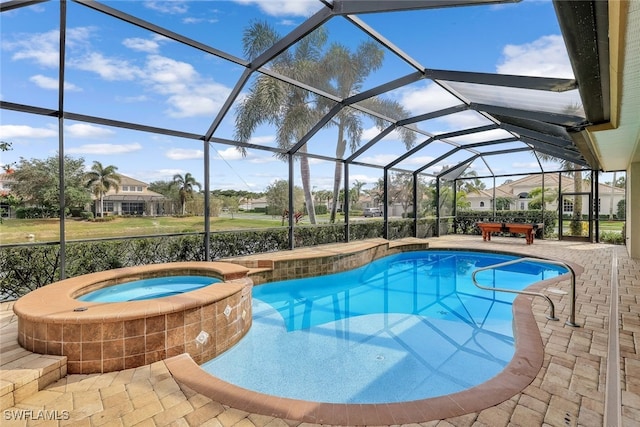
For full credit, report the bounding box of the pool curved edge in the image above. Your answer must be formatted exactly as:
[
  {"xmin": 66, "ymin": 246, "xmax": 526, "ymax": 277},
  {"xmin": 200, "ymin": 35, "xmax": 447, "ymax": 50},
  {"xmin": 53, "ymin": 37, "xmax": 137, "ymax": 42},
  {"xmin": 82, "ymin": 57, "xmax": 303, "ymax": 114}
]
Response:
[
  {"xmin": 165, "ymin": 267, "xmax": 576, "ymax": 425},
  {"xmin": 13, "ymin": 262, "xmax": 253, "ymax": 374}
]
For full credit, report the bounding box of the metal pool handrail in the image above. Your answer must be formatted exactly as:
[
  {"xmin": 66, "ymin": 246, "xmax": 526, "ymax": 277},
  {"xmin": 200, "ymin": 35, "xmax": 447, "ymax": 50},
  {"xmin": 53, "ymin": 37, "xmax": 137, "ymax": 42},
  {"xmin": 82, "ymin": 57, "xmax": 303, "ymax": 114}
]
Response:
[{"xmin": 471, "ymin": 257, "xmax": 579, "ymax": 327}]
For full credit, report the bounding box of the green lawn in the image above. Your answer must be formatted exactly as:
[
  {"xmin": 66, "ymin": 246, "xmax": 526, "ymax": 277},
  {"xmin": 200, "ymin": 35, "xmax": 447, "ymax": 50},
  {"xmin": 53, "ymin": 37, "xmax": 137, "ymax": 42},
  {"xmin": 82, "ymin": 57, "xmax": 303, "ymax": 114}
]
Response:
[{"xmin": 0, "ymin": 214, "xmax": 287, "ymax": 244}]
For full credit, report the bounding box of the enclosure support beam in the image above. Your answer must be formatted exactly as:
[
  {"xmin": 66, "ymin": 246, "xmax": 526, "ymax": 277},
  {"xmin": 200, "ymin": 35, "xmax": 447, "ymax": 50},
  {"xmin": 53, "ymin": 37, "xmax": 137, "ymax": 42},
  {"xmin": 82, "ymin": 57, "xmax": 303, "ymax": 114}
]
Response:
[
  {"xmin": 383, "ymin": 168, "xmax": 389, "ymax": 239},
  {"xmin": 288, "ymin": 154, "xmax": 295, "ymax": 250},
  {"xmin": 204, "ymin": 141, "xmax": 211, "ymax": 261},
  {"xmin": 58, "ymin": 0, "xmax": 67, "ymax": 279},
  {"xmin": 344, "ymin": 163, "xmax": 350, "ymax": 243}
]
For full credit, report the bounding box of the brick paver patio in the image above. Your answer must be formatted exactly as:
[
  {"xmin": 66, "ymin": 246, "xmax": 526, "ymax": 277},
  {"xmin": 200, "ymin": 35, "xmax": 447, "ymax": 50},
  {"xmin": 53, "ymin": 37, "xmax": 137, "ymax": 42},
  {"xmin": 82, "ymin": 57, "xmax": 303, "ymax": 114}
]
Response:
[{"xmin": 1, "ymin": 235, "xmax": 638, "ymax": 426}]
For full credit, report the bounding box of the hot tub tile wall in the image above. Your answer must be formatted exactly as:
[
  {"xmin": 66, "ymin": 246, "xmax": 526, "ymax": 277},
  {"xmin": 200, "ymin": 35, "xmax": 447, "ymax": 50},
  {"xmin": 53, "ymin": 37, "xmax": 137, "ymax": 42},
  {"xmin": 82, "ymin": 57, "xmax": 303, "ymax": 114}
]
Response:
[{"xmin": 14, "ymin": 262, "xmax": 253, "ymax": 374}]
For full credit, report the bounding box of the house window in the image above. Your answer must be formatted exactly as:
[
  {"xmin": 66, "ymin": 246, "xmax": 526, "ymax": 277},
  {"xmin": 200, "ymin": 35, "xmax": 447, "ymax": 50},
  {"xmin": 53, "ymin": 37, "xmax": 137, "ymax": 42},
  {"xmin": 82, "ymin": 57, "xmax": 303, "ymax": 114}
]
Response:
[
  {"xmin": 102, "ymin": 201, "xmax": 114, "ymax": 213},
  {"xmin": 480, "ymin": 201, "xmax": 485, "ymax": 207},
  {"xmin": 520, "ymin": 202, "xmax": 525, "ymax": 210},
  {"xmin": 563, "ymin": 198, "xmax": 573, "ymax": 213},
  {"xmin": 122, "ymin": 186, "xmax": 129, "ymax": 191},
  {"xmin": 136, "ymin": 186, "xmax": 143, "ymax": 192},
  {"xmin": 122, "ymin": 202, "xmax": 144, "ymax": 215}
]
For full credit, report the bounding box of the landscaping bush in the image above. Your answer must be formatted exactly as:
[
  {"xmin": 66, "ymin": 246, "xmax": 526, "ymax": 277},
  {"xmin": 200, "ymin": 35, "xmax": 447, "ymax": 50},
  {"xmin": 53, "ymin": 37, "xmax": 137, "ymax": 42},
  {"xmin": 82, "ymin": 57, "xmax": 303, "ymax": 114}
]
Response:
[
  {"xmin": 16, "ymin": 206, "xmax": 59, "ymax": 219},
  {"xmin": 600, "ymin": 231, "xmax": 625, "ymax": 245},
  {"xmin": 80, "ymin": 211, "xmax": 94, "ymax": 220},
  {"xmin": 0, "ymin": 221, "xmax": 436, "ymax": 299}
]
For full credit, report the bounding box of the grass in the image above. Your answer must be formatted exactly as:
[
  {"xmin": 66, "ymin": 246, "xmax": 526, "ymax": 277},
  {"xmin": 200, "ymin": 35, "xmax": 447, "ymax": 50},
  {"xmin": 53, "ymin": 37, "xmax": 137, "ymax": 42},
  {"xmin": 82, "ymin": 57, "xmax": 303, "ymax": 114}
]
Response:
[{"xmin": 0, "ymin": 214, "xmax": 286, "ymax": 244}]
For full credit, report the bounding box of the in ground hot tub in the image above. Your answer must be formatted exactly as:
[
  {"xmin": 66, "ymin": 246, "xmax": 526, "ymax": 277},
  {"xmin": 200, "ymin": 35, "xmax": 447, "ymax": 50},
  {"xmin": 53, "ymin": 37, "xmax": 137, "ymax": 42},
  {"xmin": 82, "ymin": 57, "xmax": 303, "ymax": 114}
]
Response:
[{"xmin": 13, "ymin": 262, "xmax": 252, "ymax": 374}]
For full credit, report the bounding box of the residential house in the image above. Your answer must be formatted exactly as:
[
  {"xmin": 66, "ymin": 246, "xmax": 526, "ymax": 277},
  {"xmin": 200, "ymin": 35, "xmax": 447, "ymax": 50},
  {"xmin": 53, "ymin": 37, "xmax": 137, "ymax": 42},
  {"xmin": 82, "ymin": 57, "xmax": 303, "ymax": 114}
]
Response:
[
  {"xmin": 0, "ymin": 171, "xmax": 15, "ymax": 218},
  {"xmin": 466, "ymin": 174, "xmax": 625, "ymax": 217},
  {"xmin": 94, "ymin": 175, "xmax": 168, "ymax": 216}
]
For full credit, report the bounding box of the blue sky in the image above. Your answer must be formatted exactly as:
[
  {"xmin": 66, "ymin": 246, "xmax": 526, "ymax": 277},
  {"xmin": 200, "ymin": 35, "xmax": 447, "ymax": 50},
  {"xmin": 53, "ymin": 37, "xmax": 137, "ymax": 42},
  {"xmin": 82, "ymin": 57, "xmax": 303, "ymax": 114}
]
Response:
[{"xmin": 0, "ymin": 0, "xmax": 581, "ymax": 193}]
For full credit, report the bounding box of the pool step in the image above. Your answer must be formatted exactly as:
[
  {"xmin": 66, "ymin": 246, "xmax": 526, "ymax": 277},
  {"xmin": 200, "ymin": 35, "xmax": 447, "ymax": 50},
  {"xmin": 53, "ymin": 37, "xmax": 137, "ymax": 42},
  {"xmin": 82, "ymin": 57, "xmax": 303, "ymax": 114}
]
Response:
[{"xmin": 0, "ymin": 302, "xmax": 67, "ymax": 411}]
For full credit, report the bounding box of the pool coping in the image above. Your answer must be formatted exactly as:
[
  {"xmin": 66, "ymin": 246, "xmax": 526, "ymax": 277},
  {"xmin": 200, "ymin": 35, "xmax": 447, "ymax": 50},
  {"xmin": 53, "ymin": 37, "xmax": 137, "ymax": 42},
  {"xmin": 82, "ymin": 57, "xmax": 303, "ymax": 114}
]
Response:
[{"xmin": 165, "ymin": 248, "xmax": 584, "ymax": 425}]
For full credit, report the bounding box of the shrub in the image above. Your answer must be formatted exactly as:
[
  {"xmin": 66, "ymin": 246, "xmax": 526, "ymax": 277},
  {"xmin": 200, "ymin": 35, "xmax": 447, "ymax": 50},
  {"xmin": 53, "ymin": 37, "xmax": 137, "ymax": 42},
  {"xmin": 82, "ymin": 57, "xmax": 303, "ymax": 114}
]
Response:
[
  {"xmin": 16, "ymin": 206, "xmax": 59, "ymax": 219},
  {"xmin": 80, "ymin": 211, "xmax": 94, "ymax": 220},
  {"xmin": 0, "ymin": 222, "xmax": 436, "ymax": 300},
  {"xmin": 600, "ymin": 231, "xmax": 624, "ymax": 245}
]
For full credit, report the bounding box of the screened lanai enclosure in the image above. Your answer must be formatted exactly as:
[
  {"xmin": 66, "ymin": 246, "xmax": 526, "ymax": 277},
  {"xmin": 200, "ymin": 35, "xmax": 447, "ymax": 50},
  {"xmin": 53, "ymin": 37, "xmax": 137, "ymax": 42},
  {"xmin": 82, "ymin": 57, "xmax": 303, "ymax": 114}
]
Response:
[{"xmin": 0, "ymin": 0, "xmax": 632, "ymax": 295}]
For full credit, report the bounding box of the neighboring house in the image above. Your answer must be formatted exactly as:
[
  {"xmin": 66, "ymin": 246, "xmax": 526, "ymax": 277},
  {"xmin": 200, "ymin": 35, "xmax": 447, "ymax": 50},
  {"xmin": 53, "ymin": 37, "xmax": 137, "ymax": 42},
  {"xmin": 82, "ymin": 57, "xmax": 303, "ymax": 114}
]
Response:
[
  {"xmin": 94, "ymin": 175, "xmax": 167, "ymax": 216},
  {"xmin": 243, "ymin": 197, "xmax": 268, "ymax": 211},
  {"xmin": 466, "ymin": 174, "xmax": 625, "ymax": 217},
  {"xmin": 0, "ymin": 171, "xmax": 16, "ymax": 218}
]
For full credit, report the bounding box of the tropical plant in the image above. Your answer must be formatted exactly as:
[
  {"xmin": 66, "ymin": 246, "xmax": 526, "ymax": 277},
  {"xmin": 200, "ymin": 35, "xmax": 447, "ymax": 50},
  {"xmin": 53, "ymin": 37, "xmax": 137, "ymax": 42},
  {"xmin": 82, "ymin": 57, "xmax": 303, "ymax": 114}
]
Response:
[
  {"xmin": 495, "ymin": 196, "xmax": 513, "ymax": 211},
  {"xmin": 234, "ymin": 21, "xmax": 328, "ymax": 225},
  {"xmin": 171, "ymin": 172, "xmax": 202, "ymax": 215},
  {"xmin": 319, "ymin": 42, "xmax": 416, "ymax": 222},
  {"xmin": 84, "ymin": 161, "xmax": 121, "ymax": 218},
  {"xmin": 456, "ymin": 170, "xmax": 486, "ymax": 193},
  {"xmin": 528, "ymin": 187, "xmax": 558, "ymax": 210}
]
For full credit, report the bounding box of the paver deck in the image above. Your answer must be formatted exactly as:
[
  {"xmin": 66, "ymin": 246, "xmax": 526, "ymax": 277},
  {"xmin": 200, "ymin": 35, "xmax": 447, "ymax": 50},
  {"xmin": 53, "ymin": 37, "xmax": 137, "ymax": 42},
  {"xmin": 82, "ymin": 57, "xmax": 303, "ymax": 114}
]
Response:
[{"xmin": 1, "ymin": 235, "xmax": 638, "ymax": 426}]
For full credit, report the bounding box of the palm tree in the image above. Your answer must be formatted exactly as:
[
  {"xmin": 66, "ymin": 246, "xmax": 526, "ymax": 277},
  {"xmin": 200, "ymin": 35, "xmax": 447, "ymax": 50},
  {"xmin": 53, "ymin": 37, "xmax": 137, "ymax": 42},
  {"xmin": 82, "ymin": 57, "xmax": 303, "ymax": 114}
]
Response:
[
  {"xmin": 319, "ymin": 42, "xmax": 417, "ymax": 223},
  {"xmin": 351, "ymin": 180, "xmax": 366, "ymax": 208},
  {"xmin": 84, "ymin": 161, "xmax": 121, "ymax": 218},
  {"xmin": 172, "ymin": 172, "xmax": 202, "ymax": 215},
  {"xmin": 234, "ymin": 21, "xmax": 328, "ymax": 225}
]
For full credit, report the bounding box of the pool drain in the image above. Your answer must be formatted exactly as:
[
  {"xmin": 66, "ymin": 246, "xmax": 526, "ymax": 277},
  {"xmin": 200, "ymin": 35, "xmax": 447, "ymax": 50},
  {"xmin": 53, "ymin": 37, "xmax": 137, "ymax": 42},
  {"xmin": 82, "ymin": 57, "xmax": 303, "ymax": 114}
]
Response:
[{"xmin": 375, "ymin": 354, "xmax": 385, "ymax": 361}]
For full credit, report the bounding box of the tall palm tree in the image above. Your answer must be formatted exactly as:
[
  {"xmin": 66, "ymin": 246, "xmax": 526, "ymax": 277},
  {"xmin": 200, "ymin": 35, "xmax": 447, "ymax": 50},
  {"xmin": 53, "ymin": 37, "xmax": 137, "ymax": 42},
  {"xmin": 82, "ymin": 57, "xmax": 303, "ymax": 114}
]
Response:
[
  {"xmin": 319, "ymin": 41, "xmax": 416, "ymax": 222},
  {"xmin": 172, "ymin": 172, "xmax": 202, "ymax": 215},
  {"xmin": 84, "ymin": 161, "xmax": 120, "ymax": 218},
  {"xmin": 234, "ymin": 21, "xmax": 328, "ymax": 225}
]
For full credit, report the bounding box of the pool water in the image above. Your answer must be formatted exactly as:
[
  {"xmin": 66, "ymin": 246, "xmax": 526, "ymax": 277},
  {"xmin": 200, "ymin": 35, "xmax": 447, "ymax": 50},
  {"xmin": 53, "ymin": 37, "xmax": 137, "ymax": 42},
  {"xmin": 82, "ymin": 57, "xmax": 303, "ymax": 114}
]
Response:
[
  {"xmin": 77, "ymin": 275, "xmax": 221, "ymax": 302},
  {"xmin": 201, "ymin": 250, "xmax": 567, "ymax": 404}
]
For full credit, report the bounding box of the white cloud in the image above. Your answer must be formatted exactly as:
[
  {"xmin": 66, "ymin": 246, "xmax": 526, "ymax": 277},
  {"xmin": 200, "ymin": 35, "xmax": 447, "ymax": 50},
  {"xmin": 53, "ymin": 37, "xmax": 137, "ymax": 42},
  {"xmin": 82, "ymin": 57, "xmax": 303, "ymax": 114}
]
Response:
[
  {"xmin": 398, "ymin": 82, "xmax": 463, "ymax": 116},
  {"xmin": 71, "ymin": 52, "xmax": 143, "ymax": 81},
  {"xmin": 249, "ymin": 155, "xmax": 279, "ymax": 164},
  {"xmin": 115, "ymin": 95, "xmax": 149, "ymax": 103},
  {"xmin": 5, "ymin": 29, "xmax": 59, "ymax": 67},
  {"xmin": 65, "ymin": 123, "xmax": 115, "ymax": 138},
  {"xmin": 358, "ymin": 154, "xmax": 400, "ymax": 165},
  {"xmin": 138, "ymin": 168, "xmax": 185, "ymax": 183},
  {"xmin": 497, "ymin": 35, "xmax": 573, "ymax": 78},
  {"xmin": 361, "ymin": 126, "xmax": 402, "ymax": 142},
  {"xmin": 67, "ymin": 143, "xmax": 142, "ymax": 155},
  {"xmin": 248, "ymin": 135, "xmax": 276, "ymax": 145},
  {"xmin": 398, "ymin": 155, "xmax": 435, "ymax": 166},
  {"xmin": 215, "ymin": 147, "xmax": 246, "ymax": 161},
  {"xmin": 123, "ymin": 37, "xmax": 160, "ymax": 53},
  {"xmin": 233, "ymin": 0, "xmax": 321, "ymax": 17},
  {"xmin": 0, "ymin": 125, "xmax": 57, "ymax": 139},
  {"xmin": 4, "ymin": 27, "xmax": 92, "ymax": 68},
  {"xmin": 165, "ymin": 148, "xmax": 204, "ymax": 160},
  {"xmin": 144, "ymin": 1, "xmax": 189, "ymax": 14},
  {"xmin": 512, "ymin": 161, "xmax": 539, "ymax": 169},
  {"xmin": 348, "ymin": 174, "xmax": 379, "ymax": 186},
  {"xmin": 144, "ymin": 55, "xmax": 231, "ymax": 117},
  {"xmin": 29, "ymin": 74, "xmax": 81, "ymax": 91}
]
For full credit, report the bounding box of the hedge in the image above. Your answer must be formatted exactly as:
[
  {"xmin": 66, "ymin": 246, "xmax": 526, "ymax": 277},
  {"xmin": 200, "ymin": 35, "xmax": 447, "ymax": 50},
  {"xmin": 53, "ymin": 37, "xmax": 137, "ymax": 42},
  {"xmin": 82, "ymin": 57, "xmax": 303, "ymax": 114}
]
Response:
[{"xmin": 0, "ymin": 219, "xmax": 437, "ymax": 300}]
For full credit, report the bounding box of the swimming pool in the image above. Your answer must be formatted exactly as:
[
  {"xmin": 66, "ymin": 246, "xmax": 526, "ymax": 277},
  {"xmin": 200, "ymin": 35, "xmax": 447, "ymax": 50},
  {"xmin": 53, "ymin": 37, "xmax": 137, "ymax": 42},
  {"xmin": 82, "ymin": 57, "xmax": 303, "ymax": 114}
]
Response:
[
  {"xmin": 77, "ymin": 275, "xmax": 222, "ymax": 302},
  {"xmin": 201, "ymin": 250, "xmax": 567, "ymax": 404}
]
